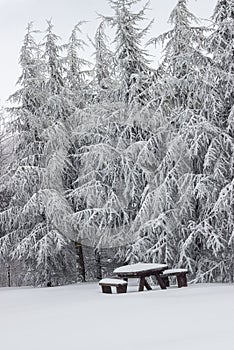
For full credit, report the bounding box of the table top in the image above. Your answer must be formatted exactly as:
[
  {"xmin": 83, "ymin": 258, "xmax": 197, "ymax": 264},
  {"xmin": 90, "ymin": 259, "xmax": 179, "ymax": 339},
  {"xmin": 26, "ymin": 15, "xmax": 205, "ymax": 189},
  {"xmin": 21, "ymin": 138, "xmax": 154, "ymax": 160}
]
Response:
[{"xmin": 113, "ymin": 262, "xmax": 168, "ymax": 275}]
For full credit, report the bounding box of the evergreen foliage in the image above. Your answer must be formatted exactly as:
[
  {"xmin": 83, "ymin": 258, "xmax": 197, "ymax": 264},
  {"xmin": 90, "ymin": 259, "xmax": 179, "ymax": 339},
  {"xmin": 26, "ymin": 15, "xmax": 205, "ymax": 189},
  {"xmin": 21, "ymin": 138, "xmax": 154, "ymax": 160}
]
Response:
[
  {"xmin": 0, "ymin": 22, "xmax": 77, "ymax": 286},
  {"xmin": 0, "ymin": 0, "xmax": 233, "ymax": 286},
  {"xmin": 67, "ymin": 0, "xmax": 156, "ymax": 255},
  {"xmin": 92, "ymin": 20, "xmax": 114, "ymax": 93},
  {"xmin": 106, "ymin": 0, "xmax": 155, "ymax": 105},
  {"xmin": 64, "ymin": 22, "xmax": 91, "ymax": 108}
]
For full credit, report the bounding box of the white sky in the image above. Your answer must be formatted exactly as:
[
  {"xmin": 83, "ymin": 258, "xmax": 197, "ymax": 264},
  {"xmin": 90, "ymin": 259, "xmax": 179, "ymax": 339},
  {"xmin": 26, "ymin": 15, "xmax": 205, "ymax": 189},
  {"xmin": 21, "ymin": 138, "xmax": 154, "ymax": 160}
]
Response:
[{"xmin": 0, "ymin": 0, "xmax": 217, "ymax": 104}]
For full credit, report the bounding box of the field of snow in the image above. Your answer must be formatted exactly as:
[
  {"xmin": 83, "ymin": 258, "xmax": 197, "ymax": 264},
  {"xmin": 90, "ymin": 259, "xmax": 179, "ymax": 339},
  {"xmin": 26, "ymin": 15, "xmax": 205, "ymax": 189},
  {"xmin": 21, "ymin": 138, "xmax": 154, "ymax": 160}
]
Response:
[{"xmin": 0, "ymin": 282, "xmax": 233, "ymax": 350}]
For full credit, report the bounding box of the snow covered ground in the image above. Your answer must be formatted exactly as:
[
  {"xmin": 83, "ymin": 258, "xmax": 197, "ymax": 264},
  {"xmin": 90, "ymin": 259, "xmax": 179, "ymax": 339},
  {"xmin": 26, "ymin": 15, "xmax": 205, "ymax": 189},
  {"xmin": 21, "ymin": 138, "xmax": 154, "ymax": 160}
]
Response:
[{"xmin": 0, "ymin": 282, "xmax": 233, "ymax": 350}]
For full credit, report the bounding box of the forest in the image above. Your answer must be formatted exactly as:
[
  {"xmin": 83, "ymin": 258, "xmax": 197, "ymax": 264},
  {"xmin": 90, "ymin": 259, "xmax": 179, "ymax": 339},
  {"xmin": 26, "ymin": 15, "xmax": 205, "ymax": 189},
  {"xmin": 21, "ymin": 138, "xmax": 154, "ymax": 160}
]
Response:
[{"xmin": 0, "ymin": 0, "xmax": 233, "ymax": 287}]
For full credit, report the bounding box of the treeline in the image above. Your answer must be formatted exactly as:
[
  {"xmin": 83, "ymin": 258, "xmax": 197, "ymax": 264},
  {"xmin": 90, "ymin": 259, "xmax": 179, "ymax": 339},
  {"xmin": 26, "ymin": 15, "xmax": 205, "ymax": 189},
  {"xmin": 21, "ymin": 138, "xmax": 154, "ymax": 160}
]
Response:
[{"xmin": 0, "ymin": 0, "xmax": 233, "ymax": 286}]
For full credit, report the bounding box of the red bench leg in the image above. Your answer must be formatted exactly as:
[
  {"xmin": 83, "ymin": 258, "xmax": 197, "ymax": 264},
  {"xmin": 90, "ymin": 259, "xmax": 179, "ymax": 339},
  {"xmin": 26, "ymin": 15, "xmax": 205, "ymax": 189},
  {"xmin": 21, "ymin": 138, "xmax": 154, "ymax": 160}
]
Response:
[
  {"xmin": 116, "ymin": 285, "xmax": 127, "ymax": 294},
  {"xmin": 155, "ymin": 273, "xmax": 167, "ymax": 289},
  {"xmin": 182, "ymin": 273, "xmax": 187, "ymax": 287},
  {"xmin": 162, "ymin": 276, "xmax": 170, "ymax": 287},
  {"xmin": 177, "ymin": 273, "xmax": 187, "ymax": 288},
  {"xmin": 102, "ymin": 285, "xmax": 112, "ymax": 294},
  {"xmin": 138, "ymin": 277, "xmax": 152, "ymax": 291},
  {"xmin": 139, "ymin": 277, "xmax": 145, "ymax": 291}
]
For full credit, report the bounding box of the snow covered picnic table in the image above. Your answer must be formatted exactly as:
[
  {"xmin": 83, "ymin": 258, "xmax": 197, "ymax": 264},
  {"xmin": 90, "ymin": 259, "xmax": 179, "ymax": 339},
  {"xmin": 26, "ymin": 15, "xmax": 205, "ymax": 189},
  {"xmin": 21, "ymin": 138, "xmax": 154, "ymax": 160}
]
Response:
[{"xmin": 113, "ymin": 263, "xmax": 169, "ymax": 291}]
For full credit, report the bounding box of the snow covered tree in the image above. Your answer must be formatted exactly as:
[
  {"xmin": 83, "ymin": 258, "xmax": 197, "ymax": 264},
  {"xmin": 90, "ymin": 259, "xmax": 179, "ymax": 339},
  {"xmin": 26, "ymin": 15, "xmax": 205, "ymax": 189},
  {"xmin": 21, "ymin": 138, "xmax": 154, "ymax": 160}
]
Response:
[
  {"xmin": 205, "ymin": 0, "xmax": 234, "ymax": 127},
  {"xmin": 62, "ymin": 22, "xmax": 93, "ymax": 281},
  {"xmin": 0, "ymin": 107, "xmax": 12, "ymax": 220},
  {"xmin": 106, "ymin": 0, "xmax": 155, "ymax": 106},
  {"xmin": 126, "ymin": 0, "xmax": 215, "ymax": 274},
  {"xmin": 167, "ymin": 0, "xmax": 234, "ymax": 282},
  {"xmin": 128, "ymin": 0, "xmax": 234, "ymax": 283},
  {"xmin": 0, "ymin": 23, "xmax": 77, "ymax": 287},
  {"xmin": 2, "ymin": 0, "xmax": 233, "ymax": 286},
  {"xmin": 192, "ymin": 0, "xmax": 234, "ymax": 281},
  {"xmin": 91, "ymin": 20, "xmax": 115, "ymax": 102},
  {"xmin": 0, "ymin": 107, "xmax": 11, "ymax": 178},
  {"xmin": 149, "ymin": 0, "xmax": 209, "ymax": 113},
  {"xmin": 67, "ymin": 0, "xmax": 157, "ymax": 262},
  {"xmin": 63, "ymin": 22, "xmax": 91, "ymax": 109}
]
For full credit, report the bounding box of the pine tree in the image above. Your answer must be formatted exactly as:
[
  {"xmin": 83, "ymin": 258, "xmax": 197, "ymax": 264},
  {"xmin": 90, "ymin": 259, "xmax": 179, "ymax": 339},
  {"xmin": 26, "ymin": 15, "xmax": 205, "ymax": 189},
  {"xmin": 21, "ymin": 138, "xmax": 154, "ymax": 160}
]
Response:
[
  {"xmin": 192, "ymin": 0, "xmax": 234, "ymax": 281},
  {"xmin": 0, "ymin": 107, "xmax": 11, "ymax": 219},
  {"xmin": 0, "ymin": 23, "xmax": 77, "ymax": 287},
  {"xmin": 149, "ymin": 0, "xmax": 209, "ymax": 113},
  {"xmin": 106, "ymin": 0, "xmax": 155, "ymax": 105},
  {"xmin": 128, "ymin": 0, "xmax": 234, "ymax": 283},
  {"xmin": 127, "ymin": 0, "xmax": 213, "ymax": 272},
  {"xmin": 63, "ymin": 22, "xmax": 92, "ymax": 281},
  {"xmin": 0, "ymin": 107, "xmax": 11, "ymax": 178},
  {"xmin": 64, "ymin": 22, "xmax": 91, "ymax": 109},
  {"xmin": 206, "ymin": 0, "xmax": 234, "ymax": 127},
  {"xmin": 67, "ymin": 0, "xmax": 156, "ymax": 259},
  {"xmin": 171, "ymin": 0, "xmax": 234, "ymax": 282},
  {"xmin": 91, "ymin": 20, "xmax": 115, "ymax": 99}
]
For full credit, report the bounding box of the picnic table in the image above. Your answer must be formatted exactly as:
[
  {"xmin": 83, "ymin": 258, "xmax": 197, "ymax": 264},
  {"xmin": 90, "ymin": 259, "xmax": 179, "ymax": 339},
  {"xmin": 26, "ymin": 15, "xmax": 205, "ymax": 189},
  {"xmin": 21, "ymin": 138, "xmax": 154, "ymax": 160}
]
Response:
[{"xmin": 113, "ymin": 263, "xmax": 168, "ymax": 292}]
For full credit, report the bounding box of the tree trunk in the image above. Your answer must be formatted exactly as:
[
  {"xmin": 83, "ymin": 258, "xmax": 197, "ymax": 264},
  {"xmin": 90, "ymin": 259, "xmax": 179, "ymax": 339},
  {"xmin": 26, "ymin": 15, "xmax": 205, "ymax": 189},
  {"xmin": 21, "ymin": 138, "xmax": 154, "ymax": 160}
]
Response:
[
  {"xmin": 95, "ymin": 248, "xmax": 102, "ymax": 280},
  {"xmin": 74, "ymin": 241, "xmax": 86, "ymax": 282},
  {"xmin": 7, "ymin": 264, "xmax": 11, "ymax": 287}
]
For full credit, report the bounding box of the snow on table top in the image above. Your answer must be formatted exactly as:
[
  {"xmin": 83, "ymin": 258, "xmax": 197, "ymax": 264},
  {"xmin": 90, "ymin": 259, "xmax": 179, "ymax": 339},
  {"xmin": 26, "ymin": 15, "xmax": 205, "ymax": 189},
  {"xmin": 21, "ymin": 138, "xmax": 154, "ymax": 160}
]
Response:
[
  {"xmin": 114, "ymin": 262, "xmax": 168, "ymax": 274},
  {"xmin": 163, "ymin": 268, "xmax": 188, "ymax": 275},
  {"xmin": 99, "ymin": 278, "xmax": 127, "ymax": 285}
]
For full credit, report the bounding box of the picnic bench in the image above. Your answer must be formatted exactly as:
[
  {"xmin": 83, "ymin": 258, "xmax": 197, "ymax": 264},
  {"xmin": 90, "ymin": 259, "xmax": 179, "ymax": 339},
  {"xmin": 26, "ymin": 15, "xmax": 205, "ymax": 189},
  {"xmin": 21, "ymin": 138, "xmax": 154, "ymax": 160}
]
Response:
[
  {"xmin": 99, "ymin": 263, "xmax": 189, "ymax": 294},
  {"xmin": 99, "ymin": 278, "xmax": 127, "ymax": 294},
  {"xmin": 161, "ymin": 268, "xmax": 188, "ymax": 288}
]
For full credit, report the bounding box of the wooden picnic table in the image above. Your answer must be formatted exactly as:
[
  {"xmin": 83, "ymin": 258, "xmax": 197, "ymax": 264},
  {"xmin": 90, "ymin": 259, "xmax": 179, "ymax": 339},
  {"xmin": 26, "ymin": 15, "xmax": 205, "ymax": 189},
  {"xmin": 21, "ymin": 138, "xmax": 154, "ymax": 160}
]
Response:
[{"xmin": 113, "ymin": 263, "xmax": 168, "ymax": 292}]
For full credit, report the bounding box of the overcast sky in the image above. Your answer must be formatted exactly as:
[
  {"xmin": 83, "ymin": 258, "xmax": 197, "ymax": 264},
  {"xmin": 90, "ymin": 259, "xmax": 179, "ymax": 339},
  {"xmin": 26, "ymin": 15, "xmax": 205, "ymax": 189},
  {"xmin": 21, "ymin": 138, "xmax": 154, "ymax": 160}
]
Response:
[{"xmin": 0, "ymin": 0, "xmax": 217, "ymax": 104}]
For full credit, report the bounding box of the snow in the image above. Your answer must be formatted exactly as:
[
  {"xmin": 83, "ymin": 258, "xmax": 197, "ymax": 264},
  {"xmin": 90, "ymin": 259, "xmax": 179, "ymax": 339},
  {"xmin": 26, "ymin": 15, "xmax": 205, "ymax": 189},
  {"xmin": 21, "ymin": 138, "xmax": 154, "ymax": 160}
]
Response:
[
  {"xmin": 99, "ymin": 278, "xmax": 127, "ymax": 285},
  {"xmin": 114, "ymin": 262, "xmax": 168, "ymax": 273},
  {"xmin": 163, "ymin": 268, "xmax": 188, "ymax": 275},
  {"xmin": 0, "ymin": 283, "xmax": 233, "ymax": 350}
]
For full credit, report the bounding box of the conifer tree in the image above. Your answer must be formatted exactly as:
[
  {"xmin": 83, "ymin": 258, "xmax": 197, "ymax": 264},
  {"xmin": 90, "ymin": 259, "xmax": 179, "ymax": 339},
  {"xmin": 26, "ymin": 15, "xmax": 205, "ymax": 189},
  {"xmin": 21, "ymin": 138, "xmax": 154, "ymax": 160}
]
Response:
[
  {"xmin": 0, "ymin": 107, "xmax": 11, "ymax": 214},
  {"xmin": 91, "ymin": 20, "xmax": 115, "ymax": 99},
  {"xmin": 107, "ymin": 0, "xmax": 155, "ymax": 105},
  {"xmin": 171, "ymin": 0, "xmax": 234, "ymax": 282},
  {"xmin": 67, "ymin": 0, "xmax": 156, "ymax": 256},
  {"xmin": 149, "ymin": 0, "xmax": 208, "ymax": 113},
  {"xmin": 63, "ymin": 22, "xmax": 92, "ymax": 281},
  {"xmin": 206, "ymin": 0, "xmax": 234, "ymax": 127},
  {"xmin": 129, "ymin": 0, "xmax": 234, "ymax": 283},
  {"xmin": 0, "ymin": 23, "xmax": 77, "ymax": 287},
  {"xmin": 64, "ymin": 22, "xmax": 90, "ymax": 109},
  {"xmin": 193, "ymin": 0, "xmax": 234, "ymax": 281},
  {"xmin": 127, "ymin": 0, "xmax": 212, "ymax": 272}
]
